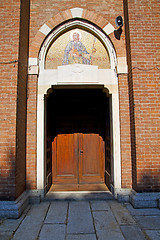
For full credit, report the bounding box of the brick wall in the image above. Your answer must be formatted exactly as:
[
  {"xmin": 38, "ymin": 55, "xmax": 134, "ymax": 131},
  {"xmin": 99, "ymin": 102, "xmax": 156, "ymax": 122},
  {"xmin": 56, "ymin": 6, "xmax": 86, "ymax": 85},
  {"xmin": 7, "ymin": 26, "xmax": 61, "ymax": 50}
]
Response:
[
  {"xmin": 26, "ymin": 75, "xmax": 37, "ymax": 190},
  {"xmin": 124, "ymin": 0, "xmax": 160, "ymax": 191},
  {"xmin": 15, "ymin": 0, "xmax": 30, "ymax": 198},
  {"xmin": 0, "ymin": 0, "xmax": 20, "ymax": 200},
  {"xmin": 0, "ymin": 0, "xmax": 30, "ymax": 200},
  {"xmin": 118, "ymin": 74, "xmax": 132, "ymax": 188}
]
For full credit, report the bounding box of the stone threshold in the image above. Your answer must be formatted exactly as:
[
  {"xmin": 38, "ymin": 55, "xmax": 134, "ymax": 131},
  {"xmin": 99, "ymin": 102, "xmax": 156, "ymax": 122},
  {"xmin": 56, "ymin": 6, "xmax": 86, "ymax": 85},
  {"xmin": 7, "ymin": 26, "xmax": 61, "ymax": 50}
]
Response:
[{"xmin": 44, "ymin": 191, "xmax": 114, "ymax": 201}]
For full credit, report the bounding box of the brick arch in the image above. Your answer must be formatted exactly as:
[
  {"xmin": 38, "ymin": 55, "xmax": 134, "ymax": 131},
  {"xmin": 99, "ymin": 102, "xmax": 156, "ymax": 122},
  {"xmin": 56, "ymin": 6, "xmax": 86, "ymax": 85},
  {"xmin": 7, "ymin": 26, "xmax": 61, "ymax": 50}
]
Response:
[{"xmin": 29, "ymin": 8, "xmax": 126, "ymax": 60}]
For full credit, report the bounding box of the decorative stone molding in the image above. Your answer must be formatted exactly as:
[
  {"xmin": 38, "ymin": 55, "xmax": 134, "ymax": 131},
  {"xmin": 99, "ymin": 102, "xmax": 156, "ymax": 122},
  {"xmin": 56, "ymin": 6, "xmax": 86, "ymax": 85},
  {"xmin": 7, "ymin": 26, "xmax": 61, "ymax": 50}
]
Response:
[
  {"xmin": 28, "ymin": 65, "xmax": 39, "ymax": 75},
  {"xmin": 103, "ymin": 23, "xmax": 115, "ymax": 35},
  {"xmin": 117, "ymin": 57, "xmax": 128, "ymax": 74},
  {"xmin": 28, "ymin": 57, "xmax": 39, "ymax": 75},
  {"xmin": 39, "ymin": 24, "xmax": 51, "ymax": 36},
  {"xmin": 38, "ymin": 20, "xmax": 118, "ymax": 72},
  {"xmin": 29, "ymin": 8, "xmax": 126, "ymax": 61},
  {"xmin": 71, "ymin": 8, "xmax": 83, "ymax": 18},
  {"xmin": 58, "ymin": 65, "xmax": 98, "ymax": 84},
  {"xmin": 29, "ymin": 57, "xmax": 38, "ymax": 66},
  {"xmin": 38, "ymin": 68, "xmax": 118, "ymax": 89}
]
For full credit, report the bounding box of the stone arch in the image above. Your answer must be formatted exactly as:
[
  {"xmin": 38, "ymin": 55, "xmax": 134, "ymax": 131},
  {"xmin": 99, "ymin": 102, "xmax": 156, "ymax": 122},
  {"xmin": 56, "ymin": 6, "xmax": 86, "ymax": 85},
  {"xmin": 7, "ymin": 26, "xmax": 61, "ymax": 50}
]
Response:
[{"xmin": 29, "ymin": 8, "xmax": 127, "ymax": 73}]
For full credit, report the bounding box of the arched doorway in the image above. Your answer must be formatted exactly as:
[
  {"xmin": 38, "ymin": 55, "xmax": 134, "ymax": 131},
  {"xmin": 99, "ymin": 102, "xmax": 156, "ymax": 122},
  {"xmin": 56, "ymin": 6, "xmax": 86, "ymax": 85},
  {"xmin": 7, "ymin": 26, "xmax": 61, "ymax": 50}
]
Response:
[
  {"xmin": 45, "ymin": 88, "xmax": 111, "ymax": 192},
  {"xmin": 37, "ymin": 19, "xmax": 121, "ymax": 197}
]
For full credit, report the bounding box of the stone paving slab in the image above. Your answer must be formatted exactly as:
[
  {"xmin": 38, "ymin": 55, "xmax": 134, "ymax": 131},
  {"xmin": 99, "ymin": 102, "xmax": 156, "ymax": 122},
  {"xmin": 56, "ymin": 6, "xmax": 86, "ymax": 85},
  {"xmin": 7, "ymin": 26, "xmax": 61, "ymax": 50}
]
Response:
[
  {"xmin": 69, "ymin": 201, "xmax": 91, "ymax": 213},
  {"xmin": 120, "ymin": 225, "xmax": 146, "ymax": 240},
  {"xmin": 125, "ymin": 203, "xmax": 160, "ymax": 216},
  {"xmin": 45, "ymin": 201, "xmax": 68, "ymax": 224},
  {"xmin": 0, "ymin": 231, "xmax": 14, "ymax": 240},
  {"xmin": 145, "ymin": 230, "xmax": 160, "ymax": 240},
  {"xmin": 67, "ymin": 201, "xmax": 95, "ymax": 234},
  {"xmin": 0, "ymin": 205, "xmax": 30, "ymax": 232},
  {"xmin": 38, "ymin": 224, "xmax": 66, "ymax": 240},
  {"xmin": 12, "ymin": 202, "xmax": 49, "ymax": 240},
  {"xmin": 134, "ymin": 215, "xmax": 160, "ymax": 230},
  {"xmin": 109, "ymin": 201, "xmax": 136, "ymax": 225},
  {"xmin": 90, "ymin": 200, "xmax": 110, "ymax": 211},
  {"xmin": 1, "ymin": 200, "xmax": 160, "ymax": 240},
  {"xmin": 0, "ymin": 217, "xmax": 24, "ymax": 232},
  {"xmin": 93, "ymin": 210, "xmax": 125, "ymax": 240},
  {"xmin": 66, "ymin": 234, "xmax": 97, "ymax": 240}
]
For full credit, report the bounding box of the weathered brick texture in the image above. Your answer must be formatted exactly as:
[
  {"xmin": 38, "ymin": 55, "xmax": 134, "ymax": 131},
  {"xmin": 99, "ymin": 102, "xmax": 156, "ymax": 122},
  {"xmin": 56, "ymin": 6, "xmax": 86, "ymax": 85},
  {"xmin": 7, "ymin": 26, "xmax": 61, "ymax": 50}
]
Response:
[
  {"xmin": 26, "ymin": 75, "xmax": 37, "ymax": 190},
  {"xmin": 118, "ymin": 74, "xmax": 132, "ymax": 188},
  {"xmin": 0, "ymin": 1, "xmax": 20, "ymax": 200},
  {"xmin": 0, "ymin": 0, "xmax": 30, "ymax": 200},
  {"xmin": 124, "ymin": 0, "xmax": 160, "ymax": 191}
]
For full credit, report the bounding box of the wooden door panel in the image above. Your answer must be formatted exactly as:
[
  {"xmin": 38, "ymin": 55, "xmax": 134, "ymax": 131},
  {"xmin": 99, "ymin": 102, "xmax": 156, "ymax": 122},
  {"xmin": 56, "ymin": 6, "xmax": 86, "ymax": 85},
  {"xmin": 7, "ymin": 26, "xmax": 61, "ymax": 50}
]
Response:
[
  {"xmin": 79, "ymin": 134, "xmax": 105, "ymax": 184},
  {"xmin": 52, "ymin": 134, "xmax": 78, "ymax": 184},
  {"xmin": 81, "ymin": 134, "xmax": 100, "ymax": 175},
  {"xmin": 52, "ymin": 133, "xmax": 105, "ymax": 185}
]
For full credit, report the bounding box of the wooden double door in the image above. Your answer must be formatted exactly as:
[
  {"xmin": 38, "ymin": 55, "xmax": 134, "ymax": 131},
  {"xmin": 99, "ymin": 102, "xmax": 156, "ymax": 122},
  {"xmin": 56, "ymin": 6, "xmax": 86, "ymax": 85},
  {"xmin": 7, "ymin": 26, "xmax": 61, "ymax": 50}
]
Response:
[{"xmin": 52, "ymin": 133, "xmax": 105, "ymax": 185}]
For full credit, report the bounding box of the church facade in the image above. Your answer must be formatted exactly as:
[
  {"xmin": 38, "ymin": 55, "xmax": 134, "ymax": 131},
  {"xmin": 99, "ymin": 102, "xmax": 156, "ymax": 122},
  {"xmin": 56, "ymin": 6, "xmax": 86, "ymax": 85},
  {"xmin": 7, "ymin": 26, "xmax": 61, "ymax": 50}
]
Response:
[{"xmin": 0, "ymin": 0, "xmax": 160, "ymax": 218}]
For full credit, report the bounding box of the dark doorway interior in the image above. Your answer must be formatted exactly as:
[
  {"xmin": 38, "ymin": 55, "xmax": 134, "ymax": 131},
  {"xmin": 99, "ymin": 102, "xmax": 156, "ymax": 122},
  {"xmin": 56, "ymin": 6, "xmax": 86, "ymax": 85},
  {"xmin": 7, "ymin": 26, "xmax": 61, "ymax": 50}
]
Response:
[{"xmin": 46, "ymin": 89, "xmax": 111, "ymax": 192}]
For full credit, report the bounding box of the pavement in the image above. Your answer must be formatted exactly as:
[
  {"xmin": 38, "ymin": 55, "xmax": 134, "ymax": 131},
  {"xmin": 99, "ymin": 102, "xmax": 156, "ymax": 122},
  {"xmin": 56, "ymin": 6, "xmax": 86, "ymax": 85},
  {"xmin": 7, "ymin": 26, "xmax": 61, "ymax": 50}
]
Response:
[{"xmin": 0, "ymin": 200, "xmax": 160, "ymax": 240}]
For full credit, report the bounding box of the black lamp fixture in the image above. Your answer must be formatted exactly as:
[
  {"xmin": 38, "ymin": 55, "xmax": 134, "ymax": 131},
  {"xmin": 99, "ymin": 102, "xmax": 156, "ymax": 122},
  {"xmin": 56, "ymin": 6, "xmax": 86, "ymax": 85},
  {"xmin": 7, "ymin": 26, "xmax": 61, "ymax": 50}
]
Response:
[
  {"xmin": 114, "ymin": 16, "xmax": 123, "ymax": 40},
  {"xmin": 115, "ymin": 16, "xmax": 123, "ymax": 28}
]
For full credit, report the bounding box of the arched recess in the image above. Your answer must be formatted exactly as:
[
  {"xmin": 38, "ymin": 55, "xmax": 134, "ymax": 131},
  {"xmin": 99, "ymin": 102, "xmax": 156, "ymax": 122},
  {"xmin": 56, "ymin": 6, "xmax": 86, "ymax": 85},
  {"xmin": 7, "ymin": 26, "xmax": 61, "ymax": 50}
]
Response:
[
  {"xmin": 35, "ymin": 17, "xmax": 122, "ymax": 198},
  {"xmin": 29, "ymin": 8, "xmax": 126, "ymax": 62}
]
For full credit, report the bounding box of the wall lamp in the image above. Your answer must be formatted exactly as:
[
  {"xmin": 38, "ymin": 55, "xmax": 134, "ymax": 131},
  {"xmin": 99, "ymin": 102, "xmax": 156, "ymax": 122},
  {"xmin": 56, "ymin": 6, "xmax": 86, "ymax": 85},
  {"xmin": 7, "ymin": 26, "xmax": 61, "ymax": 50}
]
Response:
[{"xmin": 114, "ymin": 16, "xmax": 123, "ymax": 40}]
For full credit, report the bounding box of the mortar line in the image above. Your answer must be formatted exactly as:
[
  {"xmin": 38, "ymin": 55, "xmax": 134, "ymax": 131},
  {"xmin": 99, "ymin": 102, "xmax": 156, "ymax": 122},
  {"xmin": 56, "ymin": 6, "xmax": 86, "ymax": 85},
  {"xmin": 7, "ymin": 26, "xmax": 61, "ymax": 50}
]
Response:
[
  {"xmin": 89, "ymin": 200, "xmax": 98, "ymax": 240},
  {"xmin": 122, "ymin": 203, "xmax": 150, "ymax": 238},
  {"xmin": 108, "ymin": 201, "xmax": 133, "ymax": 240},
  {"xmin": 36, "ymin": 202, "xmax": 51, "ymax": 240},
  {"xmin": 65, "ymin": 201, "xmax": 69, "ymax": 240}
]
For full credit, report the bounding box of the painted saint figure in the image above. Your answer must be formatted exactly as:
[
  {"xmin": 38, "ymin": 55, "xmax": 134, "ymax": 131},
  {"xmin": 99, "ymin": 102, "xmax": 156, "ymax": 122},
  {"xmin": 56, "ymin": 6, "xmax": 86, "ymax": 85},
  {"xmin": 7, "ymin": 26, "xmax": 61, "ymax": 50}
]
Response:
[{"xmin": 63, "ymin": 31, "xmax": 96, "ymax": 65}]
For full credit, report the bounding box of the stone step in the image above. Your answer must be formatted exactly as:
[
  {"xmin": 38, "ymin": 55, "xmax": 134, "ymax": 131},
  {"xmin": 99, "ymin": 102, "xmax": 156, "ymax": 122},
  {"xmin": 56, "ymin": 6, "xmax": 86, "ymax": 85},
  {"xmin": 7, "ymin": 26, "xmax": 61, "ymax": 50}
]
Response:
[{"xmin": 43, "ymin": 191, "xmax": 114, "ymax": 201}]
